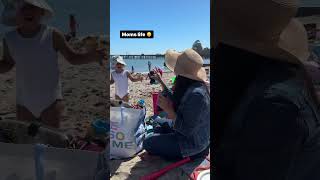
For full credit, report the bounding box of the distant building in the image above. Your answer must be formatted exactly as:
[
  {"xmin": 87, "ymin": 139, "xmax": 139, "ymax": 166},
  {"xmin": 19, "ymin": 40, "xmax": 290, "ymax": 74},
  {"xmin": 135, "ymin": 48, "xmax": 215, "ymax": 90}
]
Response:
[{"xmin": 296, "ymin": 0, "xmax": 320, "ymax": 43}]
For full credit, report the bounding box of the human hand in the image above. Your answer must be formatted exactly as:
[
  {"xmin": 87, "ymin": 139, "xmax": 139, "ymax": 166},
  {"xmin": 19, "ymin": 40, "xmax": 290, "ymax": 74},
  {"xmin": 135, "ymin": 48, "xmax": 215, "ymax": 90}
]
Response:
[
  {"xmin": 158, "ymin": 94, "xmax": 174, "ymax": 113},
  {"xmin": 150, "ymin": 72, "xmax": 161, "ymax": 81}
]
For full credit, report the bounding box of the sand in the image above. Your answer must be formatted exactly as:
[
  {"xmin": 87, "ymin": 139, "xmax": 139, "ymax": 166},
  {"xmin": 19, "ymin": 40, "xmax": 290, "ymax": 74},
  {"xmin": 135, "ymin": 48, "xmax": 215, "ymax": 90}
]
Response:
[
  {"xmin": 110, "ymin": 72, "xmax": 191, "ymax": 180},
  {"xmin": 0, "ymin": 36, "xmax": 109, "ymax": 139}
]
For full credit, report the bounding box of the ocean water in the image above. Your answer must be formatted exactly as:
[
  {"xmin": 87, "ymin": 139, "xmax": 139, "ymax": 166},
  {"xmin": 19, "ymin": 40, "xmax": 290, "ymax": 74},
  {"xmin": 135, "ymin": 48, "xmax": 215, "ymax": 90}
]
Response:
[
  {"xmin": 0, "ymin": 0, "xmax": 109, "ymax": 36},
  {"xmin": 111, "ymin": 58, "xmax": 210, "ymax": 73}
]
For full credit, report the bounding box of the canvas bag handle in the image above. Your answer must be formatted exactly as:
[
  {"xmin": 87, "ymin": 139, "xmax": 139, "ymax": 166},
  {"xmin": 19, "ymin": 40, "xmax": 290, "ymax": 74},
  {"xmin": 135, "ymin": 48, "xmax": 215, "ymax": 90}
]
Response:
[
  {"xmin": 120, "ymin": 105, "xmax": 125, "ymax": 126},
  {"xmin": 34, "ymin": 144, "xmax": 46, "ymax": 180}
]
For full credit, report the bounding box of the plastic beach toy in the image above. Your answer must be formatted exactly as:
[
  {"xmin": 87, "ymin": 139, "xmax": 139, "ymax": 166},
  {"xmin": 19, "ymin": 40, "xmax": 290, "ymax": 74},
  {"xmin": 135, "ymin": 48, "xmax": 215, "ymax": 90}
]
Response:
[
  {"xmin": 91, "ymin": 119, "xmax": 108, "ymax": 135},
  {"xmin": 138, "ymin": 99, "xmax": 145, "ymax": 107},
  {"xmin": 170, "ymin": 76, "xmax": 176, "ymax": 85},
  {"xmin": 152, "ymin": 92, "xmax": 159, "ymax": 115}
]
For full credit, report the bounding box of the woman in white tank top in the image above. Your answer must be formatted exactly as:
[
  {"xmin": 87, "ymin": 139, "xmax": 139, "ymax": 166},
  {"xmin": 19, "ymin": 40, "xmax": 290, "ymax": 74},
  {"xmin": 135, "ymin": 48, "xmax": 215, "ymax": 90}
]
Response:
[{"xmin": 0, "ymin": 0, "xmax": 107, "ymax": 128}]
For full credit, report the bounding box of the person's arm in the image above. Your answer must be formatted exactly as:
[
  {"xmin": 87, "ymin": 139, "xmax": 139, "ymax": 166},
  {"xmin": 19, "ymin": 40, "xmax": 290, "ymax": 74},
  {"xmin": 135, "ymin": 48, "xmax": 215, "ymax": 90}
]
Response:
[
  {"xmin": 150, "ymin": 72, "xmax": 166, "ymax": 90},
  {"xmin": 173, "ymin": 92, "xmax": 208, "ymax": 136},
  {"xmin": 0, "ymin": 39, "xmax": 15, "ymax": 73},
  {"xmin": 221, "ymin": 96, "xmax": 305, "ymax": 180},
  {"xmin": 127, "ymin": 71, "xmax": 143, "ymax": 82},
  {"xmin": 158, "ymin": 94, "xmax": 177, "ymax": 119},
  {"xmin": 52, "ymin": 29, "xmax": 107, "ymax": 65}
]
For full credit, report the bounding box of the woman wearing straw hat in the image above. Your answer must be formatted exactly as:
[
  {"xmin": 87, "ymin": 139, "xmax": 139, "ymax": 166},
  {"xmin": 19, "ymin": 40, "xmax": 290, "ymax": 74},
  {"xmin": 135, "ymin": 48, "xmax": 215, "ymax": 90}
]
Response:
[
  {"xmin": 213, "ymin": 0, "xmax": 320, "ymax": 179},
  {"xmin": 143, "ymin": 49, "xmax": 210, "ymax": 160},
  {"xmin": 0, "ymin": 0, "xmax": 107, "ymax": 128}
]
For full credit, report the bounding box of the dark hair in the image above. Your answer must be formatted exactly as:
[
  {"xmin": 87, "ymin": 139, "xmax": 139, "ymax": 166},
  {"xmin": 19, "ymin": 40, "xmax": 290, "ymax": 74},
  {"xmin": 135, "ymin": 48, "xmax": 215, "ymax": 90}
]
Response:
[{"xmin": 173, "ymin": 75, "xmax": 204, "ymax": 110}]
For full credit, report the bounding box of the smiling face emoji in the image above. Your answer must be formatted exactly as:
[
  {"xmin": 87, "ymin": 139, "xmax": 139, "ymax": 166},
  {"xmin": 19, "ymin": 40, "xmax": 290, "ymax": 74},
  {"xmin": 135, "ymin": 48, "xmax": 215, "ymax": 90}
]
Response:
[{"xmin": 147, "ymin": 32, "xmax": 152, "ymax": 38}]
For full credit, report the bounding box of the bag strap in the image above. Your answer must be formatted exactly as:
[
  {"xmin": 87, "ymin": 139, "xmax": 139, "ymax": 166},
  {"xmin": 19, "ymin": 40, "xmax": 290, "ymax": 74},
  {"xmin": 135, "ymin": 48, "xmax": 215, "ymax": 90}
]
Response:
[
  {"xmin": 34, "ymin": 144, "xmax": 47, "ymax": 180},
  {"xmin": 120, "ymin": 106, "xmax": 125, "ymax": 126}
]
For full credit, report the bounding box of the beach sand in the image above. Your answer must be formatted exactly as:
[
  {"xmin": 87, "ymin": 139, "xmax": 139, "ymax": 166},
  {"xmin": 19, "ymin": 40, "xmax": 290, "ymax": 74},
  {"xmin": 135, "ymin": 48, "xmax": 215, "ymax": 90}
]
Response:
[
  {"xmin": 0, "ymin": 36, "xmax": 109, "ymax": 139},
  {"xmin": 110, "ymin": 72, "xmax": 190, "ymax": 180}
]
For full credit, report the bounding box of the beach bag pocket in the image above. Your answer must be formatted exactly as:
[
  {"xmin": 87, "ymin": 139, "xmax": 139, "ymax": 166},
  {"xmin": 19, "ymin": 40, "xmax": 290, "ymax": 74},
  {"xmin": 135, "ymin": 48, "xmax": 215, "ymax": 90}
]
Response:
[{"xmin": 110, "ymin": 106, "xmax": 146, "ymax": 159}]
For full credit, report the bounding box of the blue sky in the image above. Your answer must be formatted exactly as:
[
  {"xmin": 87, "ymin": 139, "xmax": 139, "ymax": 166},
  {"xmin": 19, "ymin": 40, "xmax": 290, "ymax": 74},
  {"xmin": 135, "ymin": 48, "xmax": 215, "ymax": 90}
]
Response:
[{"xmin": 110, "ymin": 0, "xmax": 210, "ymax": 55}]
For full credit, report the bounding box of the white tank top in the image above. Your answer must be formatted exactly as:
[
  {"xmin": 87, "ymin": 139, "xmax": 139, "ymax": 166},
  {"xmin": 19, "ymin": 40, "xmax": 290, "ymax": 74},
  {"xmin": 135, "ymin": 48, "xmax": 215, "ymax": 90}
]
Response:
[
  {"xmin": 111, "ymin": 70, "xmax": 129, "ymax": 98},
  {"xmin": 4, "ymin": 25, "xmax": 62, "ymax": 117}
]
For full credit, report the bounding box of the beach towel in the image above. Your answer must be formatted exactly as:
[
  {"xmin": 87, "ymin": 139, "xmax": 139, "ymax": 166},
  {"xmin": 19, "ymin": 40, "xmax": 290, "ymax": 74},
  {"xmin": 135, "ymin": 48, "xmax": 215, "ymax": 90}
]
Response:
[{"xmin": 110, "ymin": 106, "xmax": 146, "ymax": 159}]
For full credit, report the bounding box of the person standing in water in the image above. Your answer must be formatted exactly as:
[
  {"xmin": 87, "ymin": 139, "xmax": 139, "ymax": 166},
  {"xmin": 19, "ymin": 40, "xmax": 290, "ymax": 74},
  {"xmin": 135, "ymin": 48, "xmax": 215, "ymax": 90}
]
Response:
[
  {"xmin": 69, "ymin": 14, "xmax": 78, "ymax": 38},
  {"xmin": 148, "ymin": 61, "xmax": 151, "ymax": 72}
]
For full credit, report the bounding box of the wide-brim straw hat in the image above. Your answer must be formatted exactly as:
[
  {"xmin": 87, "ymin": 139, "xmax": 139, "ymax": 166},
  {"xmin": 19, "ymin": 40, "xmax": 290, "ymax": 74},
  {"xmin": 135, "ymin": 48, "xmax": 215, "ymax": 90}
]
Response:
[
  {"xmin": 279, "ymin": 18, "xmax": 310, "ymax": 62},
  {"xmin": 213, "ymin": 0, "xmax": 309, "ymax": 64},
  {"xmin": 165, "ymin": 49, "xmax": 207, "ymax": 82},
  {"xmin": 1, "ymin": 0, "xmax": 54, "ymax": 26}
]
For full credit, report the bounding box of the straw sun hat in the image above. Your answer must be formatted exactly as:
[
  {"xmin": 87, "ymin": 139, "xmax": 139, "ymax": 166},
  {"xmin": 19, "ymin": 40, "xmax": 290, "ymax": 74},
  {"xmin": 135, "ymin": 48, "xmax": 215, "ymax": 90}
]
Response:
[
  {"xmin": 165, "ymin": 49, "xmax": 207, "ymax": 82},
  {"xmin": 279, "ymin": 18, "xmax": 310, "ymax": 62},
  {"xmin": 213, "ymin": 0, "xmax": 310, "ymax": 63},
  {"xmin": 1, "ymin": 0, "xmax": 54, "ymax": 26}
]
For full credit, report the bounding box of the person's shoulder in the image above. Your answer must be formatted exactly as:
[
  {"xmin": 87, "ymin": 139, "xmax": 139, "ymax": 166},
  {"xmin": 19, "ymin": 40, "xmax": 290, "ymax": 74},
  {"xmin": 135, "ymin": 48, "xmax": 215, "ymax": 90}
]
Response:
[
  {"xmin": 190, "ymin": 83, "xmax": 209, "ymax": 95},
  {"xmin": 124, "ymin": 70, "xmax": 130, "ymax": 75},
  {"xmin": 184, "ymin": 84, "xmax": 210, "ymax": 103},
  {"xmin": 263, "ymin": 77, "xmax": 304, "ymax": 107}
]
